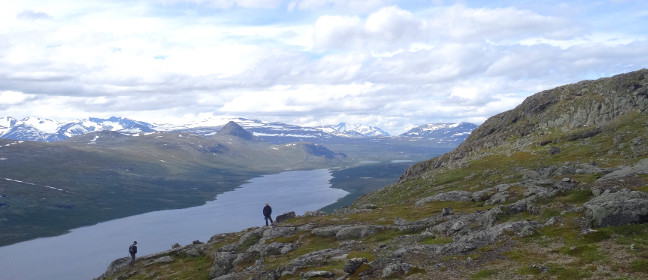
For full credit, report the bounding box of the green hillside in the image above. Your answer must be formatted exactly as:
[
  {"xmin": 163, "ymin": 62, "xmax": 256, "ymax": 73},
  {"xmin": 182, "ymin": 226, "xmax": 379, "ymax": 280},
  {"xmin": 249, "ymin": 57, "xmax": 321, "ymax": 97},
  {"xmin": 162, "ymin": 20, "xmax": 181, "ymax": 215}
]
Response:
[{"xmin": 97, "ymin": 69, "xmax": 648, "ymax": 279}]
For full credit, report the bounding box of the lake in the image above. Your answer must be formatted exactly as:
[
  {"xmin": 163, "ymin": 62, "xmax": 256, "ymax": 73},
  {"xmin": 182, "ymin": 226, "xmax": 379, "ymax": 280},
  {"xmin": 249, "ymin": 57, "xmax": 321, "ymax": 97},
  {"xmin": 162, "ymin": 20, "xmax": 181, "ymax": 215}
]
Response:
[{"xmin": 0, "ymin": 169, "xmax": 346, "ymax": 280}]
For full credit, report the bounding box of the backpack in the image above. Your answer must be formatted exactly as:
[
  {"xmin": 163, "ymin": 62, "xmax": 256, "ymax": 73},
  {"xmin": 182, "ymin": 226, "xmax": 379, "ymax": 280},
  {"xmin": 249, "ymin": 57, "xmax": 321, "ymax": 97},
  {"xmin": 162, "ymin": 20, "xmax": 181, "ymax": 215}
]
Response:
[{"xmin": 129, "ymin": 245, "xmax": 136, "ymax": 254}]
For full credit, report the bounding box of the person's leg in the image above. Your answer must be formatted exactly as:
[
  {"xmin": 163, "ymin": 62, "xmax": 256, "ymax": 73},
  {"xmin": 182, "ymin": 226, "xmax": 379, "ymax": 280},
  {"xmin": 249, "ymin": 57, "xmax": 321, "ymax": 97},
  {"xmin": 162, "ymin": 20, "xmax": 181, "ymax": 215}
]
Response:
[
  {"xmin": 265, "ymin": 216, "xmax": 269, "ymax": 226},
  {"xmin": 130, "ymin": 253, "xmax": 135, "ymax": 265},
  {"xmin": 269, "ymin": 216, "xmax": 274, "ymax": 224}
]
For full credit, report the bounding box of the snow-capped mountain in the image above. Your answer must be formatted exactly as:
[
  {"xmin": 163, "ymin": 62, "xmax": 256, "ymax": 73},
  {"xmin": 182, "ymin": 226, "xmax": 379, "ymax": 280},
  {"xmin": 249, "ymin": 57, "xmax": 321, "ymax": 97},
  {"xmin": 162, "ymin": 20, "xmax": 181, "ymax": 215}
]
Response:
[
  {"xmin": 0, "ymin": 116, "xmax": 155, "ymax": 142},
  {"xmin": 169, "ymin": 117, "xmax": 335, "ymax": 144},
  {"xmin": 400, "ymin": 122, "xmax": 477, "ymax": 143},
  {"xmin": 1, "ymin": 117, "xmax": 61, "ymax": 142},
  {"xmin": 163, "ymin": 118, "xmax": 388, "ymax": 143},
  {"xmin": 317, "ymin": 122, "xmax": 389, "ymax": 137},
  {"xmin": 0, "ymin": 115, "xmax": 476, "ymax": 145}
]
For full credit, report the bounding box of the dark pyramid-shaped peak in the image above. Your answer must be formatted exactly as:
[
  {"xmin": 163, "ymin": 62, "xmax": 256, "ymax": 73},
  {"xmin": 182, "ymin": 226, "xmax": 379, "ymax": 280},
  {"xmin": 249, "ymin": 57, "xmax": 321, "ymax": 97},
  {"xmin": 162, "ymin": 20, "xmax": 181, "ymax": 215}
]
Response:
[{"xmin": 216, "ymin": 121, "xmax": 255, "ymax": 141}]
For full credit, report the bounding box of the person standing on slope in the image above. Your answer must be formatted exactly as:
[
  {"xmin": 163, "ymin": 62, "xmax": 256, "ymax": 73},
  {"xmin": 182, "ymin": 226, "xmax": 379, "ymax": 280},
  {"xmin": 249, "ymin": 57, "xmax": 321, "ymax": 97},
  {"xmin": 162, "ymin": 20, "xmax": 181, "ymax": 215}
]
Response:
[
  {"xmin": 129, "ymin": 241, "xmax": 138, "ymax": 266},
  {"xmin": 263, "ymin": 203, "xmax": 274, "ymax": 226}
]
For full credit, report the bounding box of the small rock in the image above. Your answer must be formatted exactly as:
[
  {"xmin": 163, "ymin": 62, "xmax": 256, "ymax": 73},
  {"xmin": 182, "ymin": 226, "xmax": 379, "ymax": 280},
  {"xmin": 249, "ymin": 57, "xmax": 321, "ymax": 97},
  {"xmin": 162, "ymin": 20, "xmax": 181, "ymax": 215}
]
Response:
[
  {"xmin": 381, "ymin": 262, "xmax": 411, "ymax": 278},
  {"xmin": 544, "ymin": 216, "xmax": 562, "ymax": 226},
  {"xmin": 301, "ymin": 270, "xmax": 335, "ymax": 278},
  {"xmin": 550, "ymin": 146, "xmax": 561, "ymax": 154},
  {"xmin": 530, "ymin": 264, "xmax": 549, "ymax": 274},
  {"xmin": 343, "ymin": 258, "xmax": 367, "ymax": 274},
  {"xmin": 144, "ymin": 256, "xmax": 173, "ymax": 267},
  {"xmin": 359, "ymin": 204, "xmax": 377, "ymax": 209},
  {"xmin": 442, "ymin": 207, "xmax": 454, "ymax": 216},
  {"xmin": 562, "ymin": 177, "xmax": 571, "ymax": 182},
  {"xmin": 419, "ymin": 229, "xmax": 436, "ymax": 240},
  {"xmin": 450, "ymin": 221, "xmax": 465, "ymax": 233},
  {"xmin": 394, "ymin": 217, "xmax": 408, "ymax": 226}
]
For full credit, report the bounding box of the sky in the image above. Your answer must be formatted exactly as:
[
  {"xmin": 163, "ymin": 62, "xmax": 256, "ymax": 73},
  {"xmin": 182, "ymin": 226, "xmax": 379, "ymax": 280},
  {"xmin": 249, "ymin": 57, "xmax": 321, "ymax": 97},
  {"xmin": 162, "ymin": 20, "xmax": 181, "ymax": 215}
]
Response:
[{"xmin": 0, "ymin": 0, "xmax": 647, "ymax": 135}]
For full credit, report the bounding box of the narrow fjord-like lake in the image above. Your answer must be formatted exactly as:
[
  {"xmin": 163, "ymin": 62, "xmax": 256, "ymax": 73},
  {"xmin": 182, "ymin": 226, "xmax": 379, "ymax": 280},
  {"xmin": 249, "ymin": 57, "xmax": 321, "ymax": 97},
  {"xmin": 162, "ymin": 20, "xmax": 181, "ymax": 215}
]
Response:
[{"xmin": 0, "ymin": 169, "xmax": 346, "ymax": 280}]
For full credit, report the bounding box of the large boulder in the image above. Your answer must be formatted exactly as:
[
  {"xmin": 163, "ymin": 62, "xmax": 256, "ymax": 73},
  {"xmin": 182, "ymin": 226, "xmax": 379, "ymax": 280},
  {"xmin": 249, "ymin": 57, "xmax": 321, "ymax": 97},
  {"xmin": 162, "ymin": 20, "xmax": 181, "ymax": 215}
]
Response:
[
  {"xmin": 472, "ymin": 184, "xmax": 511, "ymax": 202},
  {"xmin": 96, "ymin": 257, "xmax": 130, "ymax": 279},
  {"xmin": 312, "ymin": 225, "xmax": 347, "ymax": 237},
  {"xmin": 275, "ymin": 211, "xmax": 296, "ymax": 224},
  {"xmin": 288, "ymin": 248, "xmax": 348, "ymax": 271},
  {"xmin": 584, "ymin": 189, "xmax": 648, "ymax": 227},
  {"xmin": 594, "ymin": 159, "xmax": 648, "ymax": 193},
  {"xmin": 336, "ymin": 226, "xmax": 379, "ymax": 240},
  {"xmin": 597, "ymin": 159, "xmax": 648, "ymax": 182},
  {"xmin": 238, "ymin": 228, "xmax": 263, "ymax": 246},
  {"xmin": 209, "ymin": 252, "xmax": 237, "ymax": 278}
]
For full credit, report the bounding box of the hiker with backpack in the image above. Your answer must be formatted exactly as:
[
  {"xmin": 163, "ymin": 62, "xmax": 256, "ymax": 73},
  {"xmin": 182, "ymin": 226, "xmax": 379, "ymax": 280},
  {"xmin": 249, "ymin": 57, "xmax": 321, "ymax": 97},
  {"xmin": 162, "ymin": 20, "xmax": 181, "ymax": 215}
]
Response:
[
  {"xmin": 263, "ymin": 203, "xmax": 274, "ymax": 226},
  {"xmin": 129, "ymin": 241, "xmax": 138, "ymax": 265}
]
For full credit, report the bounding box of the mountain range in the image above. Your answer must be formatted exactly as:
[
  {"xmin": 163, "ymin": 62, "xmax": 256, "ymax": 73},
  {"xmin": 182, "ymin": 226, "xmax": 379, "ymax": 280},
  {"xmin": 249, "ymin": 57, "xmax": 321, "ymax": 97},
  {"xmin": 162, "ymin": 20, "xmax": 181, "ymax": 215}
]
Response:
[
  {"xmin": 0, "ymin": 120, "xmax": 354, "ymax": 246},
  {"xmin": 0, "ymin": 116, "xmax": 476, "ymax": 145}
]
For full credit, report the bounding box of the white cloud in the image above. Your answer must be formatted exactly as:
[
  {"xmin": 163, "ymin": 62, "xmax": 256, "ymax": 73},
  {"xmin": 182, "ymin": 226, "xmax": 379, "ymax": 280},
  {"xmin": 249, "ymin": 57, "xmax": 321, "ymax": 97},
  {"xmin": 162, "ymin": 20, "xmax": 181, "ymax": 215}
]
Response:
[
  {"xmin": 289, "ymin": 0, "xmax": 388, "ymax": 13},
  {"xmin": 156, "ymin": 0, "xmax": 282, "ymax": 9},
  {"xmin": 17, "ymin": 10, "xmax": 53, "ymax": 20},
  {"xmin": 0, "ymin": 0, "xmax": 647, "ymax": 134},
  {"xmin": 0, "ymin": 91, "xmax": 32, "ymax": 105},
  {"xmin": 313, "ymin": 6, "xmax": 426, "ymax": 50},
  {"xmin": 426, "ymin": 5, "xmax": 585, "ymax": 41},
  {"xmin": 312, "ymin": 5, "xmax": 585, "ymax": 51}
]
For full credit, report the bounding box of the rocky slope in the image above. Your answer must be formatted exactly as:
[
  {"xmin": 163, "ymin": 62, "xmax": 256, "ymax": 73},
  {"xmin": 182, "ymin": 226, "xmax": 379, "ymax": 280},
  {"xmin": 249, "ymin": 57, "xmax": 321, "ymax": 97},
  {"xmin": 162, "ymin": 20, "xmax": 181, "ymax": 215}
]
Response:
[{"xmin": 97, "ymin": 69, "xmax": 648, "ymax": 280}]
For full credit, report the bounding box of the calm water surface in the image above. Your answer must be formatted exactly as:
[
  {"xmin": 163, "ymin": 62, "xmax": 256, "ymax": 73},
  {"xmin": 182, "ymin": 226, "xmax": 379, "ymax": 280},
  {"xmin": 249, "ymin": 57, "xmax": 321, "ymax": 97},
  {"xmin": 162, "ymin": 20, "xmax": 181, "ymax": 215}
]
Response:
[{"xmin": 0, "ymin": 169, "xmax": 345, "ymax": 280}]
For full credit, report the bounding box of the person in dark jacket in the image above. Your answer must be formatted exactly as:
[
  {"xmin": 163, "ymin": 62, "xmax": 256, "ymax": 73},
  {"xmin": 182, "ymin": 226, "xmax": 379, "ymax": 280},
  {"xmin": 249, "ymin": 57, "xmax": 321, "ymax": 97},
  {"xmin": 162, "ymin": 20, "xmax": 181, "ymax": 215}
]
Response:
[
  {"xmin": 129, "ymin": 241, "xmax": 138, "ymax": 265},
  {"xmin": 263, "ymin": 203, "xmax": 274, "ymax": 226}
]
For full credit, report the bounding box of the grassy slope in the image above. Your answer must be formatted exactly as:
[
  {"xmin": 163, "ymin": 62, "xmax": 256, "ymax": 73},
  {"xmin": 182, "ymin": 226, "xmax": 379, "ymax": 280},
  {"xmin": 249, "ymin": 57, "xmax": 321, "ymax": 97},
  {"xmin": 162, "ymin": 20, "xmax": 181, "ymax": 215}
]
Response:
[{"xmin": 102, "ymin": 70, "xmax": 648, "ymax": 279}]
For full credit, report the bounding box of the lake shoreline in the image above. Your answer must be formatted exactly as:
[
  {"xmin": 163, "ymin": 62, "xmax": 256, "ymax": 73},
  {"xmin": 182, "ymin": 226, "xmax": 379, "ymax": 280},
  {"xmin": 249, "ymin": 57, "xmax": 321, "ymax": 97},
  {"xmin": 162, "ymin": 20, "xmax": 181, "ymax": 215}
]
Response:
[{"xmin": 0, "ymin": 169, "xmax": 347, "ymax": 280}]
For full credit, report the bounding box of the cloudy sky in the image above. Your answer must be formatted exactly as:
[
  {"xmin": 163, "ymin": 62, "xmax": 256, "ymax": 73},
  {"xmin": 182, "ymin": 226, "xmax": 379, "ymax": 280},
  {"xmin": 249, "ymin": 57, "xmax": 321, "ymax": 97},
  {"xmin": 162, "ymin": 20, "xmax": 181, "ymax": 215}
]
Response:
[{"xmin": 1, "ymin": 0, "xmax": 647, "ymax": 134}]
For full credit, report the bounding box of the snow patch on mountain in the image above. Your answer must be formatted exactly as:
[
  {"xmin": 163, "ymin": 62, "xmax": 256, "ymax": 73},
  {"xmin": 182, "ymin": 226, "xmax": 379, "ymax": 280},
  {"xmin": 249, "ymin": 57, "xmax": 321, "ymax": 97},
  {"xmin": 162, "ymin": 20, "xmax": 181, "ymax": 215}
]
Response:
[
  {"xmin": 0, "ymin": 116, "xmax": 155, "ymax": 142},
  {"xmin": 317, "ymin": 122, "xmax": 389, "ymax": 137},
  {"xmin": 22, "ymin": 117, "xmax": 60, "ymax": 134},
  {"xmin": 400, "ymin": 122, "xmax": 477, "ymax": 143}
]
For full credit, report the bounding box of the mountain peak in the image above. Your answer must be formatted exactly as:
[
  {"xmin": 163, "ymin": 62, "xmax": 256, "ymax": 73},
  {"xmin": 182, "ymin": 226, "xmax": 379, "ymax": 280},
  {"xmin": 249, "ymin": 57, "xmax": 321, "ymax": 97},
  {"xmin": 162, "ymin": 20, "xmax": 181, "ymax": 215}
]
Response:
[{"xmin": 216, "ymin": 121, "xmax": 256, "ymax": 141}]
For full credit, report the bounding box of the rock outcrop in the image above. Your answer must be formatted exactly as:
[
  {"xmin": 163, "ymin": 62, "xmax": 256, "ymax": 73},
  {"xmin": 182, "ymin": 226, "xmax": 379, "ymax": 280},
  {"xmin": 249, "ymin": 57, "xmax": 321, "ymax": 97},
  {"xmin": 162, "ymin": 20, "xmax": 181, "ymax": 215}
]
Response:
[
  {"xmin": 400, "ymin": 69, "xmax": 648, "ymax": 182},
  {"xmin": 585, "ymin": 189, "xmax": 648, "ymax": 227}
]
